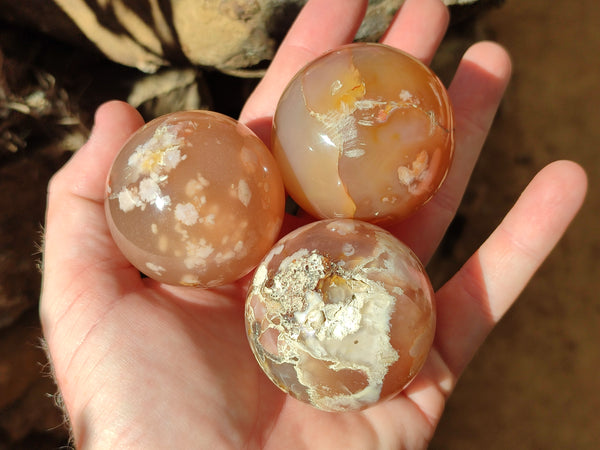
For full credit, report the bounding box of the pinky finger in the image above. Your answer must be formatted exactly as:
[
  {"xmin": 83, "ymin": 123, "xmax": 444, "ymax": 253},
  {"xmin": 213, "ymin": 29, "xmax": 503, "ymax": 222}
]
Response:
[{"xmin": 434, "ymin": 160, "xmax": 587, "ymax": 377}]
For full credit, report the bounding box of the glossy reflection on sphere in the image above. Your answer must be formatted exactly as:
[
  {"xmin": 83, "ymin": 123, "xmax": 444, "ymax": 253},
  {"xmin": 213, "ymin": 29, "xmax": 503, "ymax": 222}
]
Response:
[
  {"xmin": 273, "ymin": 43, "xmax": 454, "ymax": 223},
  {"xmin": 105, "ymin": 110, "xmax": 285, "ymax": 287},
  {"xmin": 245, "ymin": 219, "xmax": 435, "ymax": 411}
]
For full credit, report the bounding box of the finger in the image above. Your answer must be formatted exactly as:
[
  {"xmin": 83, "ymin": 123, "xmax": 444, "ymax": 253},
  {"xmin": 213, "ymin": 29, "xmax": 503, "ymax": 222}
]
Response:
[
  {"xmin": 380, "ymin": 0, "xmax": 450, "ymax": 65},
  {"xmin": 240, "ymin": 0, "xmax": 368, "ymax": 141},
  {"xmin": 434, "ymin": 160, "xmax": 587, "ymax": 377},
  {"xmin": 41, "ymin": 101, "xmax": 144, "ymax": 336},
  {"xmin": 388, "ymin": 41, "xmax": 512, "ymax": 262},
  {"xmin": 50, "ymin": 100, "xmax": 145, "ymax": 203}
]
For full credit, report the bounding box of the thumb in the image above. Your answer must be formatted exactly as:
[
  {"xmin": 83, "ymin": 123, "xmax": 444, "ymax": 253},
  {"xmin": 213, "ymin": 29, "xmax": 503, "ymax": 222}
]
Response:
[{"xmin": 40, "ymin": 101, "xmax": 144, "ymax": 366}]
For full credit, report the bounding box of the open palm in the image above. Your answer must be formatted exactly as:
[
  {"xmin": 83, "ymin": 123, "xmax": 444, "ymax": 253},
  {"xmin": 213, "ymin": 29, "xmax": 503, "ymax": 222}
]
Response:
[{"xmin": 40, "ymin": 0, "xmax": 586, "ymax": 448}]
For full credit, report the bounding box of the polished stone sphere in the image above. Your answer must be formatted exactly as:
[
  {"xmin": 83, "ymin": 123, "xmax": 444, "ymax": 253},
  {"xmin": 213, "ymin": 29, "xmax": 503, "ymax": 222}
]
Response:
[
  {"xmin": 273, "ymin": 43, "xmax": 454, "ymax": 223},
  {"xmin": 105, "ymin": 110, "xmax": 285, "ymax": 287},
  {"xmin": 245, "ymin": 219, "xmax": 436, "ymax": 411}
]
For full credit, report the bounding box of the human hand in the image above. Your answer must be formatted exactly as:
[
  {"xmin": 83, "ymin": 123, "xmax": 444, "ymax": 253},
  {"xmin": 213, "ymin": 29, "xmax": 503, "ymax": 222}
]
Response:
[{"xmin": 40, "ymin": 0, "xmax": 587, "ymax": 448}]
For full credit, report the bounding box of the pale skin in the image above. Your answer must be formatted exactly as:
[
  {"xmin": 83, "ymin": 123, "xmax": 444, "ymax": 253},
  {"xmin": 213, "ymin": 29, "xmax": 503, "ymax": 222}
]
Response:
[{"xmin": 40, "ymin": 0, "xmax": 587, "ymax": 448}]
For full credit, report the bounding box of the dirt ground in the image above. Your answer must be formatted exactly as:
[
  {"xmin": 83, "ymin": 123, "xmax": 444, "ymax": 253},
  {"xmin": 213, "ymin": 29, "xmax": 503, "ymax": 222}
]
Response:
[
  {"xmin": 430, "ymin": 1, "xmax": 600, "ymax": 448},
  {"xmin": 0, "ymin": 0, "xmax": 598, "ymax": 448}
]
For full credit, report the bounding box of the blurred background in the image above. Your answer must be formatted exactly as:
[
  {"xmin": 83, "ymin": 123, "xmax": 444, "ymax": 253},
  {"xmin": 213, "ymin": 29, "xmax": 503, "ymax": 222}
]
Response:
[{"xmin": 0, "ymin": 0, "xmax": 598, "ymax": 448}]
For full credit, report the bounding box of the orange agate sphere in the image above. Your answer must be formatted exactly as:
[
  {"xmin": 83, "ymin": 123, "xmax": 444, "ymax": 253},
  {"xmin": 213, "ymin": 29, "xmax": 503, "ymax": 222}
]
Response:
[
  {"xmin": 105, "ymin": 110, "xmax": 285, "ymax": 287},
  {"xmin": 245, "ymin": 219, "xmax": 436, "ymax": 411},
  {"xmin": 273, "ymin": 43, "xmax": 454, "ymax": 223}
]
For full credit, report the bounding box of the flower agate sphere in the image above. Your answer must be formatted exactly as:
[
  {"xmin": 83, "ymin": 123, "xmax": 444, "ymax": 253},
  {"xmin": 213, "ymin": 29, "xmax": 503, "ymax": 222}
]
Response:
[
  {"xmin": 245, "ymin": 219, "xmax": 435, "ymax": 411},
  {"xmin": 105, "ymin": 111, "xmax": 285, "ymax": 287},
  {"xmin": 273, "ymin": 43, "xmax": 454, "ymax": 223}
]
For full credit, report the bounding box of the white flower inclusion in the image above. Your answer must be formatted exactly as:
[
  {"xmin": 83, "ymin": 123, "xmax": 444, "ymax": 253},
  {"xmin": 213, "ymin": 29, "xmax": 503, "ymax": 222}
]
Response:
[{"xmin": 115, "ymin": 123, "xmax": 186, "ymax": 213}]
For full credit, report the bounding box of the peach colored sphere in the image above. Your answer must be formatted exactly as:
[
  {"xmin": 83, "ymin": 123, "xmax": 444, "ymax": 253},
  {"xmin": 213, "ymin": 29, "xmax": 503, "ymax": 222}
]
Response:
[
  {"xmin": 245, "ymin": 219, "xmax": 436, "ymax": 411},
  {"xmin": 273, "ymin": 43, "xmax": 454, "ymax": 224},
  {"xmin": 105, "ymin": 110, "xmax": 285, "ymax": 287}
]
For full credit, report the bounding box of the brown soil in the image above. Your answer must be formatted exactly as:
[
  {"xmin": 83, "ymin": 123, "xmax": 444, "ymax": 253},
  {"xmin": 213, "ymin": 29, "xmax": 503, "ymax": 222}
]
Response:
[{"xmin": 430, "ymin": 1, "xmax": 600, "ymax": 448}]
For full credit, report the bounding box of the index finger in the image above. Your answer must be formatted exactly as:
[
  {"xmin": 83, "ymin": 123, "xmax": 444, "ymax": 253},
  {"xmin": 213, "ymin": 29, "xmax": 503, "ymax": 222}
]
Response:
[{"xmin": 239, "ymin": 0, "xmax": 368, "ymax": 142}]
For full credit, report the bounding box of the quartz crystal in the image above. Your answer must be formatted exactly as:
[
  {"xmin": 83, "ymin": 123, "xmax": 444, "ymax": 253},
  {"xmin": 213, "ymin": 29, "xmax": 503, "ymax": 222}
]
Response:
[
  {"xmin": 245, "ymin": 219, "xmax": 435, "ymax": 411},
  {"xmin": 105, "ymin": 110, "xmax": 285, "ymax": 287},
  {"xmin": 273, "ymin": 43, "xmax": 454, "ymax": 223}
]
